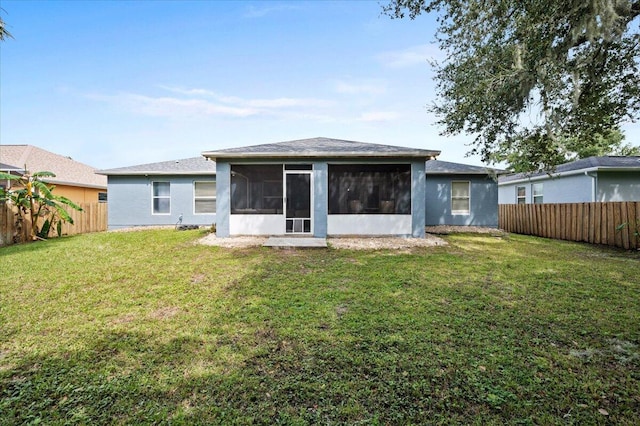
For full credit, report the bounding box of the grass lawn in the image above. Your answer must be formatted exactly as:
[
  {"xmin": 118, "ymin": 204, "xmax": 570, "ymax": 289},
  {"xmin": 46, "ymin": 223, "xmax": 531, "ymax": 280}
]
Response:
[{"xmin": 1, "ymin": 229, "xmax": 639, "ymax": 424}]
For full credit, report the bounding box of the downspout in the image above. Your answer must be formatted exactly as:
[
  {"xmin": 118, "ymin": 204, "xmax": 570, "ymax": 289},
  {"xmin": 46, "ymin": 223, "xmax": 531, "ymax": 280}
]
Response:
[{"xmin": 584, "ymin": 171, "xmax": 597, "ymax": 202}]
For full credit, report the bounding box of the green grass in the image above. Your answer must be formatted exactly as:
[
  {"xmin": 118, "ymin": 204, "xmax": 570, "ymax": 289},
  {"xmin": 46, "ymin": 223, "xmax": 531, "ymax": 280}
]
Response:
[{"xmin": 1, "ymin": 230, "xmax": 639, "ymax": 424}]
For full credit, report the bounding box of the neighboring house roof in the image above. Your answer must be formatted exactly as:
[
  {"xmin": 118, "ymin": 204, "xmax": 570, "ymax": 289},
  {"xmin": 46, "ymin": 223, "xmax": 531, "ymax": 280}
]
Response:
[
  {"xmin": 499, "ymin": 156, "xmax": 640, "ymax": 185},
  {"xmin": 0, "ymin": 162, "xmax": 24, "ymax": 174},
  {"xmin": 425, "ymin": 160, "xmax": 505, "ymax": 175},
  {"xmin": 0, "ymin": 144, "xmax": 107, "ymax": 189},
  {"xmin": 202, "ymin": 137, "xmax": 441, "ymax": 160},
  {"xmin": 97, "ymin": 156, "xmax": 217, "ymax": 176}
]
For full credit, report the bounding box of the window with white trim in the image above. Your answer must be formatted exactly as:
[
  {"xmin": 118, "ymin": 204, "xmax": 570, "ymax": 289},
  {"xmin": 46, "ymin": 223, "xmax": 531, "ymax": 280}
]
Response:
[
  {"xmin": 533, "ymin": 183, "xmax": 543, "ymax": 204},
  {"xmin": 451, "ymin": 181, "xmax": 470, "ymax": 214},
  {"xmin": 516, "ymin": 186, "xmax": 526, "ymax": 204},
  {"xmin": 194, "ymin": 181, "xmax": 216, "ymax": 214},
  {"xmin": 152, "ymin": 181, "xmax": 170, "ymax": 214}
]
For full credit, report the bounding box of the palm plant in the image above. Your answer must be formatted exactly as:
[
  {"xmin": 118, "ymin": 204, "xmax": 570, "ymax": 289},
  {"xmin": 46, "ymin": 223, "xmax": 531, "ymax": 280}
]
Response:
[{"xmin": 0, "ymin": 170, "xmax": 83, "ymax": 241}]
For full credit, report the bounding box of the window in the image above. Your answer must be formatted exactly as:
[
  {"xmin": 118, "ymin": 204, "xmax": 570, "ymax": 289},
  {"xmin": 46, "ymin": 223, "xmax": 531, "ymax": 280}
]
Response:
[
  {"xmin": 328, "ymin": 164, "xmax": 411, "ymax": 214},
  {"xmin": 98, "ymin": 192, "xmax": 107, "ymax": 203},
  {"xmin": 231, "ymin": 165, "xmax": 283, "ymax": 214},
  {"xmin": 451, "ymin": 181, "xmax": 470, "ymax": 214},
  {"xmin": 533, "ymin": 183, "xmax": 543, "ymax": 204},
  {"xmin": 194, "ymin": 181, "xmax": 216, "ymax": 214},
  {"xmin": 516, "ymin": 186, "xmax": 526, "ymax": 204},
  {"xmin": 152, "ymin": 182, "xmax": 170, "ymax": 214}
]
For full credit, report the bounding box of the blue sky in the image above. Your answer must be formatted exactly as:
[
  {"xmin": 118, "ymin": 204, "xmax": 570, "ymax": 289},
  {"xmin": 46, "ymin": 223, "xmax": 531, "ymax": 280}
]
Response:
[{"xmin": 2, "ymin": 1, "xmax": 637, "ymax": 170}]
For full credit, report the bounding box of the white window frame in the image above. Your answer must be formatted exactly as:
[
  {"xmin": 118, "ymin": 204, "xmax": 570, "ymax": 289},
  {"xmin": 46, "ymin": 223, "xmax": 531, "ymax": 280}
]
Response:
[
  {"xmin": 152, "ymin": 181, "xmax": 171, "ymax": 215},
  {"xmin": 533, "ymin": 183, "xmax": 543, "ymax": 204},
  {"xmin": 516, "ymin": 186, "xmax": 526, "ymax": 204},
  {"xmin": 451, "ymin": 181, "xmax": 470, "ymax": 215},
  {"xmin": 193, "ymin": 181, "xmax": 216, "ymax": 215}
]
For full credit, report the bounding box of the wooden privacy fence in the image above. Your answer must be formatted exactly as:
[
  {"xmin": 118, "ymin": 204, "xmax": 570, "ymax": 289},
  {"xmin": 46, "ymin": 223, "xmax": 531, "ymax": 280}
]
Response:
[
  {"xmin": 499, "ymin": 202, "xmax": 640, "ymax": 250},
  {"xmin": 0, "ymin": 202, "xmax": 107, "ymax": 247}
]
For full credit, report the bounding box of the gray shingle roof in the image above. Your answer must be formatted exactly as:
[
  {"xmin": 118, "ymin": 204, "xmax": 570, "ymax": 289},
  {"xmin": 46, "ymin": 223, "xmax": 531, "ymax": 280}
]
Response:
[
  {"xmin": 202, "ymin": 137, "xmax": 440, "ymax": 159},
  {"xmin": 97, "ymin": 156, "xmax": 216, "ymax": 176},
  {"xmin": 499, "ymin": 156, "xmax": 640, "ymax": 183},
  {"xmin": 425, "ymin": 160, "xmax": 505, "ymax": 175}
]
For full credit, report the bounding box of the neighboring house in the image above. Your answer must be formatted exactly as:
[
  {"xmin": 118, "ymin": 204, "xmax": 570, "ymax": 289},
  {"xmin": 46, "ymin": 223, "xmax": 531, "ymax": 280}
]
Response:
[
  {"xmin": 425, "ymin": 160, "xmax": 504, "ymax": 227},
  {"xmin": 97, "ymin": 157, "xmax": 217, "ymax": 230},
  {"xmin": 0, "ymin": 145, "xmax": 107, "ymax": 203},
  {"xmin": 0, "ymin": 163, "xmax": 24, "ymax": 191},
  {"xmin": 202, "ymin": 137, "xmax": 440, "ymax": 238},
  {"xmin": 498, "ymin": 156, "xmax": 640, "ymax": 204}
]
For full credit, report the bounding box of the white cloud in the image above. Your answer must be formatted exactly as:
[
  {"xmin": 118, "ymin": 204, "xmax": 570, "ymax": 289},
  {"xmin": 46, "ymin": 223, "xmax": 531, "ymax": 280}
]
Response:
[
  {"xmin": 377, "ymin": 44, "xmax": 442, "ymax": 68},
  {"xmin": 160, "ymin": 86, "xmax": 332, "ymax": 109},
  {"xmin": 242, "ymin": 4, "xmax": 301, "ymax": 18},
  {"xmin": 357, "ymin": 111, "xmax": 400, "ymax": 122},
  {"xmin": 333, "ymin": 79, "xmax": 387, "ymax": 95},
  {"xmin": 158, "ymin": 86, "xmax": 219, "ymax": 97},
  {"xmin": 245, "ymin": 97, "xmax": 333, "ymax": 108},
  {"xmin": 88, "ymin": 93, "xmax": 257, "ymax": 118},
  {"xmin": 87, "ymin": 87, "xmax": 335, "ymax": 120}
]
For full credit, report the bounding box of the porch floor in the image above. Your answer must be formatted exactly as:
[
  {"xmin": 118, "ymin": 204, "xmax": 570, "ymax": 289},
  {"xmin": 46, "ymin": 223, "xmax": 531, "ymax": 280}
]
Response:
[{"xmin": 263, "ymin": 237, "xmax": 328, "ymax": 248}]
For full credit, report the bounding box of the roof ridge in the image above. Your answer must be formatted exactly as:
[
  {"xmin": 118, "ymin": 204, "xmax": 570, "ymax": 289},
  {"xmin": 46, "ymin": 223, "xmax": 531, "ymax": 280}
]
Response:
[{"xmin": 18, "ymin": 145, "xmax": 34, "ymax": 171}]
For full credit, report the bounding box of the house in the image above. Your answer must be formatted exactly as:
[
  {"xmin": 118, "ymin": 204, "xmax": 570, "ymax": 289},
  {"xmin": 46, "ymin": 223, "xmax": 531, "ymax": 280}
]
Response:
[
  {"xmin": 0, "ymin": 163, "xmax": 24, "ymax": 191},
  {"xmin": 97, "ymin": 156, "xmax": 217, "ymax": 230},
  {"xmin": 202, "ymin": 137, "xmax": 439, "ymax": 238},
  {"xmin": 99, "ymin": 138, "xmax": 504, "ymax": 235},
  {"xmin": 425, "ymin": 160, "xmax": 503, "ymax": 227},
  {"xmin": 0, "ymin": 145, "xmax": 107, "ymax": 204},
  {"xmin": 498, "ymin": 156, "xmax": 640, "ymax": 204}
]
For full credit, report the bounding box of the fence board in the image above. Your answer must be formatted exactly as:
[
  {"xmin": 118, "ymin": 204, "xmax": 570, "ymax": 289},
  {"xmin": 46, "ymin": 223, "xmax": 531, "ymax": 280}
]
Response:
[
  {"xmin": 499, "ymin": 202, "xmax": 640, "ymax": 250},
  {"xmin": 0, "ymin": 202, "xmax": 107, "ymax": 247}
]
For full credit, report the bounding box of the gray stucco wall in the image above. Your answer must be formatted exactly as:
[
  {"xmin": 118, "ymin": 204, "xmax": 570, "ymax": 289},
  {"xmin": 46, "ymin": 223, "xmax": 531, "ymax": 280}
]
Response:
[
  {"xmin": 426, "ymin": 174, "xmax": 499, "ymax": 226},
  {"xmin": 215, "ymin": 163, "xmax": 231, "ymax": 237},
  {"xmin": 107, "ymin": 175, "xmax": 216, "ymax": 230},
  {"xmin": 411, "ymin": 161, "xmax": 426, "ymax": 237},
  {"xmin": 313, "ymin": 162, "xmax": 328, "ymax": 238},
  {"xmin": 498, "ymin": 173, "xmax": 595, "ymax": 204},
  {"xmin": 597, "ymin": 171, "xmax": 640, "ymax": 201}
]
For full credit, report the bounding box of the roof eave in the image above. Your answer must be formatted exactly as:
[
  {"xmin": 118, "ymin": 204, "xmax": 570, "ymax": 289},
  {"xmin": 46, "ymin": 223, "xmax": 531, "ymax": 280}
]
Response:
[
  {"xmin": 202, "ymin": 151, "xmax": 441, "ymax": 160},
  {"xmin": 497, "ymin": 165, "xmax": 640, "ymax": 185},
  {"xmin": 43, "ymin": 179, "xmax": 107, "ymax": 190},
  {"xmin": 97, "ymin": 170, "xmax": 216, "ymax": 176},
  {"xmin": 427, "ymin": 171, "xmax": 504, "ymax": 175}
]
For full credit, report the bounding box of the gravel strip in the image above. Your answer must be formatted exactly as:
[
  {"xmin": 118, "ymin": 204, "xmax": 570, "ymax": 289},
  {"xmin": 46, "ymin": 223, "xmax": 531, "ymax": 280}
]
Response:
[
  {"xmin": 327, "ymin": 235, "xmax": 447, "ymax": 250},
  {"xmin": 425, "ymin": 225, "xmax": 506, "ymax": 235},
  {"xmin": 197, "ymin": 233, "xmax": 447, "ymax": 249}
]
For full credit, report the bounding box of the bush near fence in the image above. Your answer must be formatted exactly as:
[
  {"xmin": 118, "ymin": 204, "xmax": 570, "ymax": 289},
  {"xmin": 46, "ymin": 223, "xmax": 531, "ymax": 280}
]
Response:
[
  {"xmin": 0, "ymin": 202, "xmax": 107, "ymax": 247},
  {"xmin": 499, "ymin": 202, "xmax": 640, "ymax": 250}
]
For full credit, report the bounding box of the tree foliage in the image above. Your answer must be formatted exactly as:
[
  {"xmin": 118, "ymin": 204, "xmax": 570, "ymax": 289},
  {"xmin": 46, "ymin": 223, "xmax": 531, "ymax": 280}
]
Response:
[
  {"xmin": 491, "ymin": 128, "xmax": 640, "ymax": 172},
  {"xmin": 0, "ymin": 8, "xmax": 13, "ymax": 41},
  {"xmin": 0, "ymin": 171, "xmax": 83, "ymax": 241},
  {"xmin": 384, "ymin": 0, "xmax": 640, "ymax": 171}
]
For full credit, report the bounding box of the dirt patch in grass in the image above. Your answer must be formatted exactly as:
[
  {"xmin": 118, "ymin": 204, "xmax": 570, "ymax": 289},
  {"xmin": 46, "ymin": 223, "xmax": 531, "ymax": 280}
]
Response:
[
  {"xmin": 149, "ymin": 306, "xmax": 180, "ymax": 320},
  {"xmin": 190, "ymin": 273, "xmax": 207, "ymax": 284},
  {"xmin": 111, "ymin": 314, "xmax": 136, "ymax": 325}
]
